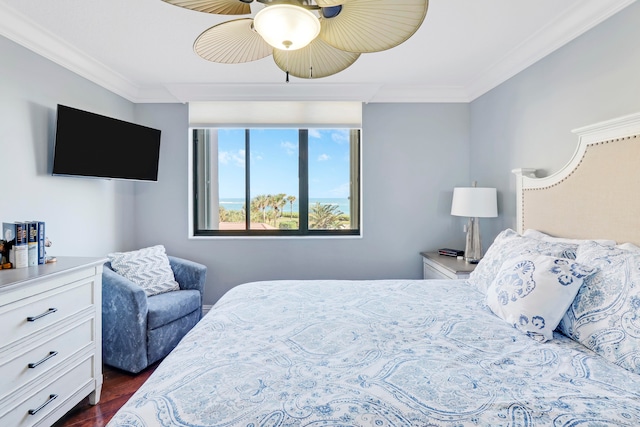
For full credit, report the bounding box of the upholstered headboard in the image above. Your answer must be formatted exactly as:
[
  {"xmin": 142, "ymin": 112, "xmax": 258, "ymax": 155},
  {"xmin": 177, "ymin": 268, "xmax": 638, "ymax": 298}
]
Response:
[{"xmin": 513, "ymin": 112, "xmax": 640, "ymax": 246}]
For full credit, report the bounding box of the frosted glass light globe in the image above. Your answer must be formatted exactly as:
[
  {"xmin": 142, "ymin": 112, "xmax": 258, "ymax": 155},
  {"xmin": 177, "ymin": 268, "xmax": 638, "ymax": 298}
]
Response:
[{"xmin": 254, "ymin": 4, "xmax": 321, "ymax": 50}]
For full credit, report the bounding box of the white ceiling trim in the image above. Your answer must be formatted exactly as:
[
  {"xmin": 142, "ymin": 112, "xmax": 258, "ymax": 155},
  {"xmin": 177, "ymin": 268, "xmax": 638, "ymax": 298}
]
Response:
[
  {"xmin": 164, "ymin": 83, "xmax": 384, "ymax": 103},
  {"xmin": 163, "ymin": 83, "xmax": 471, "ymax": 104},
  {"xmin": 0, "ymin": 2, "xmax": 145, "ymax": 103},
  {"xmin": 465, "ymin": 0, "xmax": 637, "ymax": 100},
  {"xmin": 0, "ymin": 0, "xmax": 635, "ymax": 104},
  {"xmin": 368, "ymin": 85, "xmax": 470, "ymax": 103}
]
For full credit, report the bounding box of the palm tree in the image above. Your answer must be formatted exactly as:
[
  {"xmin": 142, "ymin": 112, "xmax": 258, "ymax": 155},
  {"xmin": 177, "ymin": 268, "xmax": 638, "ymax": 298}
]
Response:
[
  {"xmin": 269, "ymin": 193, "xmax": 287, "ymax": 226},
  {"xmin": 286, "ymin": 195, "xmax": 296, "ymax": 219},
  {"xmin": 309, "ymin": 202, "xmax": 344, "ymax": 229},
  {"xmin": 264, "ymin": 194, "xmax": 274, "ymax": 225},
  {"xmin": 252, "ymin": 195, "xmax": 269, "ymax": 224}
]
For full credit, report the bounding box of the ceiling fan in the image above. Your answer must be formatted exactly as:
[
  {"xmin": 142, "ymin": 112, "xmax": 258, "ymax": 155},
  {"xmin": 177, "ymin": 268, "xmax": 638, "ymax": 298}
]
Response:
[{"xmin": 162, "ymin": 0, "xmax": 429, "ymax": 80}]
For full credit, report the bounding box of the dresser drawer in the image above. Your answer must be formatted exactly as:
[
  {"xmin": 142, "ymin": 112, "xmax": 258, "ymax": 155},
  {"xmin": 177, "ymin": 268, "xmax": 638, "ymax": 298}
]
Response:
[
  {"xmin": 0, "ymin": 357, "xmax": 93, "ymax": 427},
  {"xmin": 0, "ymin": 280, "xmax": 94, "ymax": 348},
  {"xmin": 0, "ymin": 318, "xmax": 94, "ymax": 400}
]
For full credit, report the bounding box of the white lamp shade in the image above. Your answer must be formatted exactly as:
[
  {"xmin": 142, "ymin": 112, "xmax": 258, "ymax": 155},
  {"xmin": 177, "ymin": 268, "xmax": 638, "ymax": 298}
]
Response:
[
  {"xmin": 451, "ymin": 187, "xmax": 498, "ymax": 218},
  {"xmin": 254, "ymin": 4, "xmax": 321, "ymax": 51}
]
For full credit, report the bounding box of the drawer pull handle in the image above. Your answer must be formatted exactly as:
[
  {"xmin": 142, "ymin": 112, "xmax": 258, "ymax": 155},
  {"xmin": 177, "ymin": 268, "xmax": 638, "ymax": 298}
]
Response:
[
  {"xmin": 28, "ymin": 351, "xmax": 58, "ymax": 369},
  {"xmin": 27, "ymin": 308, "xmax": 58, "ymax": 322},
  {"xmin": 28, "ymin": 394, "xmax": 58, "ymax": 415}
]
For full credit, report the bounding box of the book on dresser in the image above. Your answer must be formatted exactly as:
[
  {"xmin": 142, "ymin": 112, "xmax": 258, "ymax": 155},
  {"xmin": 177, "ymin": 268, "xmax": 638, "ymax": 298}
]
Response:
[
  {"xmin": 27, "ymin": 220, "xmax": 46, "ymax": 265},
  {"xmin": 2, "ymin": 222, "xmax": 28, "ymax": 268},
  {"xmin": 2, "ymin": 220, "xmax": 46, "ymax": 268},
  {"xmin": 36, "ymin": 220, "xmax": 46, "ymax": 265},
  {"xmin": 27, "ymin": 221, "xmax": 38, "ymax": 267},
  {"xmin": 13, "ymin": 222, "xmax": 28, "ymax": 269}
]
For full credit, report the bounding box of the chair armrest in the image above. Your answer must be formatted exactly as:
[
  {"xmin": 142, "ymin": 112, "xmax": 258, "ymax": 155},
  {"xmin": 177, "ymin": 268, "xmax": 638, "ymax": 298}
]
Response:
[
  {"xmin": 168, "ymin": 256, "xmax": 207, "ymax": 319},
  {"xmin": 168, "ymin": 256, "xmax": 207, "ymax": 295},
  {"xmin": 102, "ymin": 263, "xmax": 149, "ymax": 373}
]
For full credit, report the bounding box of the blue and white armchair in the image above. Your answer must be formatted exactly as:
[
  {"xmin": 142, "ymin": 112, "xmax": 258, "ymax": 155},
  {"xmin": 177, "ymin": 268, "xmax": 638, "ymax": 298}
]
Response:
[{"xmin": 102, "ymin": 256, "xmax": 207, "ymax": 373}]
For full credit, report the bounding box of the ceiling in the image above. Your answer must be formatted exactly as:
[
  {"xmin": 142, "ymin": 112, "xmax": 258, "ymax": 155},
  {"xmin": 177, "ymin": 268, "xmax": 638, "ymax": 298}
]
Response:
[{"xmin": 0, "ymin": 0, "xmax": 635, "ymax": 103}]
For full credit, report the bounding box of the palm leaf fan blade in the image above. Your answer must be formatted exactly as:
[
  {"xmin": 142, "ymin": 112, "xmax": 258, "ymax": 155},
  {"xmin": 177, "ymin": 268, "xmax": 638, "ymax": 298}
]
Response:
[
  {"xmin": 273, "ymin": 37, "xmax": 359, "ymax": 79},
  {"xmin": 319, "ymin": 0, "xmax": 428, "ymax": 53},
  {"xmin": 162, "ymin": 0, "xmax": 252, "ymax": 15},
  {"xmin": 194, "ymin": 19, "xmax": 272, "ymax": 64},
  {"xmin": 316, "ymin": 0, "xmax": 350, "ymax": 6}
]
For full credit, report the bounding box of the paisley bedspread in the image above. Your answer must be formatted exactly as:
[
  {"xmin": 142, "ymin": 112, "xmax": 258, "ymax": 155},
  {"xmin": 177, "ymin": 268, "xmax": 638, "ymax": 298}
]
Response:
[{"xmin": 107, "ymin": 279, "xmax": 640, "ymax": 426}]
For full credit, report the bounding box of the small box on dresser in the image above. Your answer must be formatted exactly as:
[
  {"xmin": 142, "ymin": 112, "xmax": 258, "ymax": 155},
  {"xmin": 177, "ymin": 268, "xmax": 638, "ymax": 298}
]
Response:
[
  {"xmin": 421, "ymin": 251, "xmax": 476, "ymax": 280},
  {"xmin": 0, "ymin": 257, "xmax": 105, "ymax": 427}
]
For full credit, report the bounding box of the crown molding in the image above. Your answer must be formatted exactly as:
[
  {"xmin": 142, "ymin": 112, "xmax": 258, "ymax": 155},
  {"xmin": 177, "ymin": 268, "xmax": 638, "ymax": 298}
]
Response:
[
  {"xmin": 368, "ymin": 85, "xmax": 470, "ymax": 103},
  {"xmin": 164, "ymin": 83, "xmax": 384, "ymax": 103},
  {"xmin": 163, "ymin": 82, "xmax": 472, "ymax": 104},
  {"xmin": 0, "ymin": 0, "xmax": 635, "ymax": 104},
  {"xmin": 0, "ymin": 2, "xmax": 144, "ymax": 103},
  {"xmin": 465, "ymin": 0, "xmax": 637, "ymax": 101}
]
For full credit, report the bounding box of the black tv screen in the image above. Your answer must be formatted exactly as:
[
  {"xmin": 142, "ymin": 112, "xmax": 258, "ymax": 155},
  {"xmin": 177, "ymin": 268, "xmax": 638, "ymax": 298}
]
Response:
[{"xmin": 52, "ymin": 104, "xmax": 161, "ymax": 181}]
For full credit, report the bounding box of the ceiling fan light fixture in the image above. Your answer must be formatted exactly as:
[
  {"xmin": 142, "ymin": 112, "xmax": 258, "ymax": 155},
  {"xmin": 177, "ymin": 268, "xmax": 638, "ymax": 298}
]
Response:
[{"xmin": 254, "ymin": 4, "xmax": 321, "ymax": 51}]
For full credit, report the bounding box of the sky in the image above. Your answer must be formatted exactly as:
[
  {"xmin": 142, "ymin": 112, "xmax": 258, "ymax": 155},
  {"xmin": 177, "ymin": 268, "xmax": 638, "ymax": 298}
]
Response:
[{"xmin": 217, "ymin": 128, "xmax": 352, "ymax": 200}]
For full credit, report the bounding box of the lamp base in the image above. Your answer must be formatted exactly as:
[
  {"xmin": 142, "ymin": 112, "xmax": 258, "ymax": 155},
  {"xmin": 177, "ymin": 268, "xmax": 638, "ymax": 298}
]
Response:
[{"xmin": 464, "ymin": 217, "xmax": 482, "ymax": 264}]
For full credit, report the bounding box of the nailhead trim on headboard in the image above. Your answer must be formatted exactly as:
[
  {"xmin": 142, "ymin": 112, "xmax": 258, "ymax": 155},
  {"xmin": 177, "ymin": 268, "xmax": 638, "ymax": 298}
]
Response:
[{"xmin": 521, "ymin": 134, "xmax": 640, "ymax": 232}]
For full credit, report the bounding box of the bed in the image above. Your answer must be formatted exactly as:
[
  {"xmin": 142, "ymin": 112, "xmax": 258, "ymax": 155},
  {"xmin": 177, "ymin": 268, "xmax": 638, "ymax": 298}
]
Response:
[{"xmin": 108, "ymin": 112, "xmax": 640, "ymax": 427}]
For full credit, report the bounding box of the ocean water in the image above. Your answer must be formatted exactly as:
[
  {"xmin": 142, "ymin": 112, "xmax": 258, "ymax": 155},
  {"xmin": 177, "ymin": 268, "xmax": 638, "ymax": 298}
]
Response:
[{"xmin": 219, "ymin": 197, "xmax": 351, "ymax": 216}]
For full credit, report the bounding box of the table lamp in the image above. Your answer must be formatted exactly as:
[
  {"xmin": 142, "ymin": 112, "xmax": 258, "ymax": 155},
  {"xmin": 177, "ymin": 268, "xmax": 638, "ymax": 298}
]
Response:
[{"xmin": 451, "ymin": 183, "xmax": 498, "ymax": 263}]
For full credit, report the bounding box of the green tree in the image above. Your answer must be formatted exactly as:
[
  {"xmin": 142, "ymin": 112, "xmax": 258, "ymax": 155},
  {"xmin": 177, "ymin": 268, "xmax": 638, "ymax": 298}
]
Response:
[
  {"xmin": 309, "ymin": 202, "xmax": 344, "ymax": 229},
  {"xmin": 252, "ymin": 194, "xmax": 269, "ymax": 224},
  {"xmin": 219, "ymin": 206, "xmax": 229, "ymax": 223},
  {"xmin": 219, "ymin": 205, "xmax": 245, "ymax": 224},
  {"xmin": 269, "ymin": 193, "xmax": 287, "ymax": 226},
  {"xmin": 286, "ymin": 195, "xmax": 296, "ymax": 218}
]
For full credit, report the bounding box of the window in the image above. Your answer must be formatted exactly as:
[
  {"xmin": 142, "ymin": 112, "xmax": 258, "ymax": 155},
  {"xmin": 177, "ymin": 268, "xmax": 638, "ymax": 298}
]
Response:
[{"xmin": 192, "ymin": 127, "xmax": 360, "ymax": 236}]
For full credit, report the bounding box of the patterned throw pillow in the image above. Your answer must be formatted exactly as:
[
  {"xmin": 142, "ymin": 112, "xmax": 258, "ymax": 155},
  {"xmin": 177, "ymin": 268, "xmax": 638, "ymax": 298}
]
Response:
[
  {"xmin": 468, "ymin": 229, "xmax": 579, "ymax": 293},
  {"xmin": 108, "ymin": 245, "xmax": 180, "ymax": 296},
  {"xmin": 486, "ymin": 254, "xmax": 597, "ymax": 342},
  {"xmin": 558, "ymin": 241, "xmax": 640, "ymax": 374},
  {"xmin": 523, "ymin": 228, "xmax": 617, "ymax": 246}
]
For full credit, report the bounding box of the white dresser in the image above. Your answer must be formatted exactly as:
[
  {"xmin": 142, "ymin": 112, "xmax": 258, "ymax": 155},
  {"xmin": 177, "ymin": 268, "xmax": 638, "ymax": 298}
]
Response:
[{"xmin": 0, "ymin": 257, "xmax": 105, "ymax": 427}]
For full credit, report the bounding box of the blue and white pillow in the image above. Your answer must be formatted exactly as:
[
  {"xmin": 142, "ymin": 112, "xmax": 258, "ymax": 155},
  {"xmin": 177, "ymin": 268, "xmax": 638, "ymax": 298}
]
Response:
[
  {"xmin": 558, "ymin": 241, "xmax": 640, "ymax": 374},
  {"xmin": 523, "ymin": 228, "xmax": 616, "ymax": 246},
  {"xmin": 108, "ymin": 245, "xmax": 180, "ymax": 296},
  {"xmin": 469, "ymin": 229, "xmax": 579, "ymax": 293},
  {"xmin": 487, "ymin": 254, "xmax": 597, "ymax": 342}
]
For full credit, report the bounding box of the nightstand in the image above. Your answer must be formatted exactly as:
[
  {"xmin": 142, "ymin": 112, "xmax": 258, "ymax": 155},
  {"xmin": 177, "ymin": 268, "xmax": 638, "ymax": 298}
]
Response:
[{"xmin": 420, "ymin": 251, "xmax": 476, "ymax": 280}]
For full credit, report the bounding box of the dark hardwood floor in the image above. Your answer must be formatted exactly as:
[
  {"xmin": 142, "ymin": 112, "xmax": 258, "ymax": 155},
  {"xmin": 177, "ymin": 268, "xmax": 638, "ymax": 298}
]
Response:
[{"xmin": 53, "ymin": 362, "xmax": 159, "ymax": 427}]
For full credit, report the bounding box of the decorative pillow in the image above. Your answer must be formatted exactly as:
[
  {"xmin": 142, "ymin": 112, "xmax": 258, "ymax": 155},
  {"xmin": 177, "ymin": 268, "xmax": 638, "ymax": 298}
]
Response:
[
  {"xmin": 523, "ymin": 228, "xmax": 616, "ymax": 246},
  {"xmin": 558, "ymin": 241, "xmax": 640, "ymax": 374},
  {"xmin": 108, "ymin": 245, "xmax": 180, "ymax": 296},
  {"xmin": 468, "ymin": 228, "xmax": 579, "ymax": 293},
  {"xmin": 616, "ymin": 242, "xmax": 640, "ymax": 251},
  {"xmin": 487, "ymin": 254, "xmax": 597, "ymax": 342}
]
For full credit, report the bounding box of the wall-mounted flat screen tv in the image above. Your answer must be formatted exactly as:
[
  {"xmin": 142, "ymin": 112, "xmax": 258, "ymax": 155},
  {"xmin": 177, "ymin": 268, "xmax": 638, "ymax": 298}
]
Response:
[{"xmin": 52, "ymin": 104, "xmax": 161, "ymax": 181}]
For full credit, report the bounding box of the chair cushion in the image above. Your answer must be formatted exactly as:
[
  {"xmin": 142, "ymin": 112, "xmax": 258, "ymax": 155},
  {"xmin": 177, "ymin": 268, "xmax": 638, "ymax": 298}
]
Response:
[{"xmin": 147, "ymin": 289, "xmax": 201, "ymax": 330}]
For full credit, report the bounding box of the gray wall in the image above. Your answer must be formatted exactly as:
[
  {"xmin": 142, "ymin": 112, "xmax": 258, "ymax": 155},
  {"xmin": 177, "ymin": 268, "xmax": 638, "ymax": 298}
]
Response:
[
  {"xmin": 470, "ymin": 2, "xmax": 640, "ymax": 245},
  {"xmin": 134, "ymin": 103, "xmax": 470, "ymax": 304},
  {"xmin": 0, "ymin": 33, "xmax": 470, "ymax": 305},
  {"xmin": 2, "ymin": 0, "xmax": 638, "ymax": 305},
  {"xmin": 0, "ymin": 36, "xmax": 136, "ymax": 257}
]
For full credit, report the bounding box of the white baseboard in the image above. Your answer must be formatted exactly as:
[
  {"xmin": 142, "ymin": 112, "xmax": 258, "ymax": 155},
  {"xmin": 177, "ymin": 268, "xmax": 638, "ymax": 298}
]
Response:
[{"xmin": 202, "ymin": 305, "xmax": 213, "ymax": 316}]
